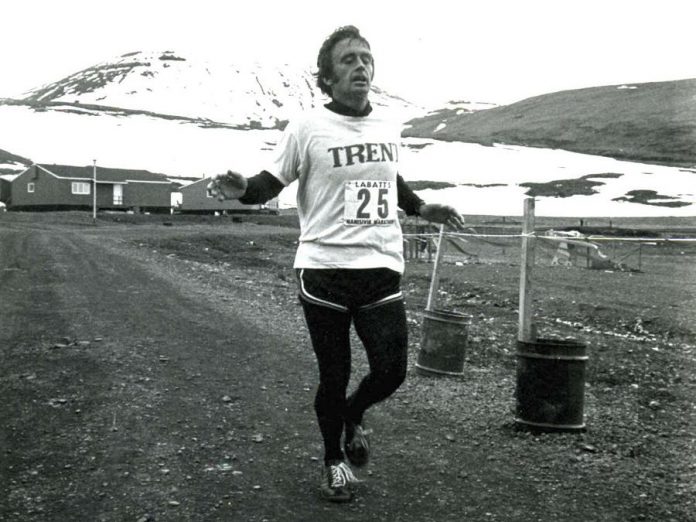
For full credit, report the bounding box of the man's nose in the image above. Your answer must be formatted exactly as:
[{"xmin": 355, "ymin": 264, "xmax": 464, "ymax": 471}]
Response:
[{"xmin": 354, "ymin": 62, "xmax": 370, "ymax": 75}]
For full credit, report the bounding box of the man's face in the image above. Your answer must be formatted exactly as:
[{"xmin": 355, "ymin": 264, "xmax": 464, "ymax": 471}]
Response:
[{"xmin": 325, "ymin": 38, "xmax": 374, "ymax": 102}]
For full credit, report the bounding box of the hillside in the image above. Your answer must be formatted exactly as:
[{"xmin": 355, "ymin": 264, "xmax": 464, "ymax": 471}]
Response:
[{"xmin": 403, "ymin": 79, "xmax": 696, "ymax": 168}]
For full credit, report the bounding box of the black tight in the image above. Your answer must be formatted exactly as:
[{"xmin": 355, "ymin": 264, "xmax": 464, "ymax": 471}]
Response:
[{"xmin": 301, "ymin": 298, "xmax": 408, "ymax": 463}]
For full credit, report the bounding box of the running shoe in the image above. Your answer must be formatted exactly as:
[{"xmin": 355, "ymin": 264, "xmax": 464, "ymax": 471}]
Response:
[
  {"xmin": 320, "ymin": 460, "xmax": 359, "ymax": 503},
  {"xmin": 344, "ymin": 422, "xmax": 371, "ymax": 468}
]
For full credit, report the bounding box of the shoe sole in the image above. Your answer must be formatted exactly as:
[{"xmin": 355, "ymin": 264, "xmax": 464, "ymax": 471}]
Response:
[
  {"xmin": 320, "ymin": 489, "xmax": 353, "ymax": 503},
  {"xmin": 345, "ymin": 432, "xmax": 369, "ymax": 467}
]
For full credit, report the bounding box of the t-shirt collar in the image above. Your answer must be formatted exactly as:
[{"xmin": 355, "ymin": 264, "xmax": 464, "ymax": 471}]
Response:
[{"xmin": 325, "ymin": 99, "xmax": 373, "ymax": 117}]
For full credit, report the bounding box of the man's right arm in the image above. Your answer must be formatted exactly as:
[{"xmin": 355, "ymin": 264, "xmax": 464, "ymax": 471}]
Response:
[
  {"xmin": 208, "ymin": 119, "xmax": 298, "ymax": 203},
  {"xmin": 238, "ymin": 170, "xmax": 285, "ymax": 205},
  {"xmin": 207, "ymin": 170, "xmax": 284, "ymax": 203}
]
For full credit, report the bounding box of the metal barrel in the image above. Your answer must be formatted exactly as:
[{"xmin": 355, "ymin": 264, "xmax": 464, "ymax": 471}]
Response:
[
  {"xmin": 515, "ymin": 338, "xmax": 588, "ymax": 432},
  {"xmin": 416, "ymin": 309, "xmax": 469, "ymax": 377}
]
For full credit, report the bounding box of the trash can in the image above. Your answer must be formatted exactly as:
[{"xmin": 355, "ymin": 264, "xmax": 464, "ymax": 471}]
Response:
[
  {"xmin": 515, "ymin": 338, "xmax": 588, "ymax": 431},
  {"xmin": 416, "ymin": 309, "xmax": 469, "ymax": 376}
]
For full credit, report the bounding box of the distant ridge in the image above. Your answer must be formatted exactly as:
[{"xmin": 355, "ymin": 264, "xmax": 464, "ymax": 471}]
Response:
[{"xmin": 404, "ymin": 78, "xmax": 696, "ymax": 168}]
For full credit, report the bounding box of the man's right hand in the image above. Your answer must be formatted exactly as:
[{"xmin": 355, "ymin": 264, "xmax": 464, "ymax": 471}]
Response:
[{"xmin": 206, "ymin": 170, "xmax": 248, "ymax": 201}]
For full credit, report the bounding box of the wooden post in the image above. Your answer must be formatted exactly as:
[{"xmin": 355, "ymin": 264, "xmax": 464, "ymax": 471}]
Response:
[
  {"xmin": 518, "ymin": 198, "xmax": 536, "ymax": 342},
  {"xmin": 92, "ymin": 159, "xmax": 97, "ymax": 221},
  {"xmin": 426, "ymin": 224, "xmax": 446, "ymax": 312},
  {"xmin": 638, "ymin": 243, "xmax": 642, "ymax": 271}
]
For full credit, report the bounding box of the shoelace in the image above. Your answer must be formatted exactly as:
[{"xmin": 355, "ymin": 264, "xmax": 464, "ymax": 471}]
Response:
[{"xmin": 329, "ymin": 462, "xmax": 361, "ymax": 487}]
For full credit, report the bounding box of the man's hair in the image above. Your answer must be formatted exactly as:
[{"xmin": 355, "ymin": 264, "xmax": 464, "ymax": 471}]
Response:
[{"xmin": 315, "ymin": 25, "xmax": 371, "ymax": 96}]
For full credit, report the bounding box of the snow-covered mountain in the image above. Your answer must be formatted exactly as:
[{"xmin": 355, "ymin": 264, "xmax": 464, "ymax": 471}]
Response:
[{"xmin": 21, "ymin": 50, "xmax": 423, "ymax": 128}]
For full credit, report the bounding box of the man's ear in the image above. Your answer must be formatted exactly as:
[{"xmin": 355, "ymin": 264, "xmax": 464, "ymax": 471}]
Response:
[{"xmin": 322, "ymin": 76, "xmax": 334, "ymax": 87}]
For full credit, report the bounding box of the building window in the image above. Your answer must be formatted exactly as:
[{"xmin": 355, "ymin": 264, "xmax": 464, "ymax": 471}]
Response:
[
  {"xmin": 27, "ymin": 182, "xmax": 35, "ymax": 193},
  {"xmin": 72, "ymin": 182, "xmax": 91, "ymax": 195}
]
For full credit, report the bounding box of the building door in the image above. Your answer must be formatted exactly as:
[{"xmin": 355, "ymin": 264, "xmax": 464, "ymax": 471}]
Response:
[{"xmin": 113, "ymin": 184, "xmax": 123, "ymax": 205}]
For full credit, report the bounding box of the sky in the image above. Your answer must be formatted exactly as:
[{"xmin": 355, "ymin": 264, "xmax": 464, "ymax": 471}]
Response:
[{"xmin": 1, "ymin": 0, "xmax": 695, "ymax": 107}]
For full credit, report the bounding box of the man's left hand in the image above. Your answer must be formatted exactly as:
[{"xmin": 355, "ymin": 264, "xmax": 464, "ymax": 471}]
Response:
[{"xmin": 419, "ymin": 203, "xmax": 465, "ymax": 230}]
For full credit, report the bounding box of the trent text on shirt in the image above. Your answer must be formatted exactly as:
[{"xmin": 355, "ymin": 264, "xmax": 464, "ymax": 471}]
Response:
[{"xmin": 327, "ymin": 143, "xmax": 399, "ymax": 167}]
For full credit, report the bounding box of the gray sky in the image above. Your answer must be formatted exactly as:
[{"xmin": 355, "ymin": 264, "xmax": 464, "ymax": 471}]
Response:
[{"xmin": 2, "ymin": 0, "xmax": 694, "ymax": 106}]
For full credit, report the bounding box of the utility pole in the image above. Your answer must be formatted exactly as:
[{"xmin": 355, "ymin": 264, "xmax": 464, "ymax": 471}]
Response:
[{"xmin": 92, "ymin": 159, "xmax": 97, "ymax": 221}]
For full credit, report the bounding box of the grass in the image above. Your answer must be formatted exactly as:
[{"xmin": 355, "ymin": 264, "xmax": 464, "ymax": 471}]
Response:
[
  {"xmin": 520, "ymin": 174, "xmax": 617, "ymax": 198},
  {"xmin": 613, "ymin": 190, "xmax": 692, "ymax": 208},
  {"xmin": 404, "ymin": 78, "xmax": 696, "ymax": 169},
  {"xmin": 406, "ymin": 180, "xmax": 457, "ymax": 190}
]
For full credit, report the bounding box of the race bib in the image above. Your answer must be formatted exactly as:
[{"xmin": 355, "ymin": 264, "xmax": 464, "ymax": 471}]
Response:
[{"xmin": 344, "ymin": 180, "xmax": 396, "ymax": 226}]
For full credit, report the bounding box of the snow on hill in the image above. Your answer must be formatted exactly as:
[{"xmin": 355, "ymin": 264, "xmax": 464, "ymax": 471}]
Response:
[
  {"xmin": 440, "ymin": 100, "xmax": 498, "ymax": 113},
  {"xmin": 401, "ymin": 99, "xmax": 498, "ymax": 136},
  {"xmin": 22, "ymin": 50, "xmax": 424, "ymax": 127}
]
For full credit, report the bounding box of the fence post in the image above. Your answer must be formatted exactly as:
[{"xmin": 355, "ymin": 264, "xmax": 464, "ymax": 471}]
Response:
[
  {"xmin": 92, "ymin": 159, "xmax": 97, "ymax": 221},
  {"xmin": 402, "ymin": 224, "xmax": 409, "ymax": 261},
  {"xmin": 426, "ymin": 225, "xmax": 446, "ymax": 312},
  {"xmin": 518, "ymin": 198, "xmax": 536, "ymax": 342}
]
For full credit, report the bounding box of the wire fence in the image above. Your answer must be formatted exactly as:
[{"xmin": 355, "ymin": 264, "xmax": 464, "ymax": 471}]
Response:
[
  {"xmin": 402, "ymin": 221, "xmax": 696, "ymax": 273},
  {"xmin": 401, "ymin": 214, "xmax": 696, "ymax": 354}
]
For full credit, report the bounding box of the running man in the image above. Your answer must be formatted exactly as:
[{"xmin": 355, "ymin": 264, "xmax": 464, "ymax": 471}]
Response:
[{"xmin": 208, "ymin": 25, "xmax": 465, "ymax": 503}]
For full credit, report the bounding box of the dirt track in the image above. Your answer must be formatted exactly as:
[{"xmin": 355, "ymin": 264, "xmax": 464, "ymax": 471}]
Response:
[
  {"xmin": 1, "ymin": 214, "xmax": 695, "ymax": 522},
  {"xmin": 1, "ymin": 218, "xmax": 331, "ymax": 521}
]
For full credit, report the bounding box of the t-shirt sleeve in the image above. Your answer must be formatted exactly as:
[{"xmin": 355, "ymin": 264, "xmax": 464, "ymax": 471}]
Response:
[{"xmin": 264, "ymin": 120, "xmax": 302, "ymax": 186}]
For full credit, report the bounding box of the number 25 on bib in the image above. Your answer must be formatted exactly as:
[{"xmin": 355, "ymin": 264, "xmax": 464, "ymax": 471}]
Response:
[{"xmin": 344, "ymin": 180, "xmax": 397, "ymax": 226}]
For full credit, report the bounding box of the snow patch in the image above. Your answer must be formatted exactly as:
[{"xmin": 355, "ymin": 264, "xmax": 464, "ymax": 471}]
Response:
[
  {"xmin": 0, "ymin": 161, "xmax": 27, "ymax": 172},
  {"xmin": 1, "ymin": 104, "xmax": 693, "ymax": 216}
]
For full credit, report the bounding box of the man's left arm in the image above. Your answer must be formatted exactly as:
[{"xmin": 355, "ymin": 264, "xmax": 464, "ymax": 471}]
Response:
[
  {"xmin": 397, "ymin": 174, "xmax": 465, "ymax": 230},
  {"xmin": 397, "ymin": 174, "xmax": 424, "ymax": 216}
]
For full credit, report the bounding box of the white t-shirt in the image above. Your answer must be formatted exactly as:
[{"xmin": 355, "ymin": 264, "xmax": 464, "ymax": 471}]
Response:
[{"xmin": 266, "ymin": 106, "xmax": 405, "ymax": 273}]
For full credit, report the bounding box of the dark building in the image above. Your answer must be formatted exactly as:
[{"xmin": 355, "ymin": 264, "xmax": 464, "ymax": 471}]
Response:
[{"xmin": 5, "ymin": 164, "xmax": 175, "ymax": 212}]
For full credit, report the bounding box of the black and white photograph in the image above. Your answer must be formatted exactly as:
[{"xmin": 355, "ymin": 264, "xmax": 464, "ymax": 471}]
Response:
[{"xmin": 1, "ymin": 1, "xmax": 695, "ymax": 520}]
